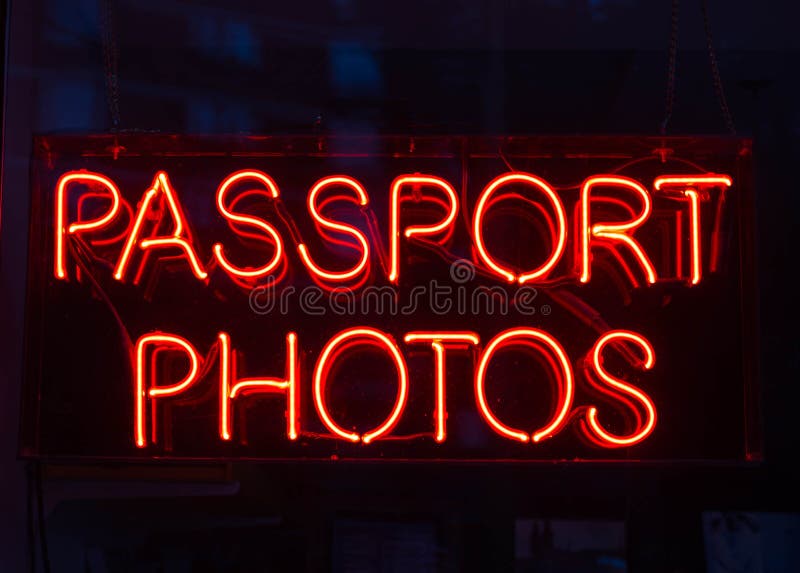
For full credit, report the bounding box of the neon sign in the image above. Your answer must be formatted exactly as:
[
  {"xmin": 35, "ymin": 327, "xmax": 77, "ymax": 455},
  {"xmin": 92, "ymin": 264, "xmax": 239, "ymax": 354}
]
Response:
[{"xmin": 21, "ymin": 135, "xmax": 758, "ymax": 461}]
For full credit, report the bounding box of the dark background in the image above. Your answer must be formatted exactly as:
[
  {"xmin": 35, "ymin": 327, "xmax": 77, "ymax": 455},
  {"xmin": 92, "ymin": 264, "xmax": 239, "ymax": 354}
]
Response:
[{"xmin": 1, "ymin": 0, "xmax": 798, "ymax": 571}]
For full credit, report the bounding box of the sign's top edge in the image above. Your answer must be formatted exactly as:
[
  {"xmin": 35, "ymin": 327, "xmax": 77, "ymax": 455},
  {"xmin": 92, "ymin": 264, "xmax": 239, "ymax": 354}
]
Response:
[
  {"xmin": 33, "ymin": 133, "xmax": 750, "ymax": 141},
  {"xmin": 32, "ymin": 133, "xmax": 750, "ymax": 159}
]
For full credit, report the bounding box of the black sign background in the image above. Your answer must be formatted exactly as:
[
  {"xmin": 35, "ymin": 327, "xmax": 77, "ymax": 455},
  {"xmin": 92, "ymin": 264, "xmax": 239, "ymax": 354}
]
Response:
[{"xmin": 20, "ymin": 135, "xmax": 758, "ymax": 461}]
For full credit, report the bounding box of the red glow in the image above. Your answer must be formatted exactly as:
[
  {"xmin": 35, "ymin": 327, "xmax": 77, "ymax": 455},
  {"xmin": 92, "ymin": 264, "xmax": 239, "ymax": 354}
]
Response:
[
  {"xmin": 675, "ymin": 210, "xmax": 684, "ymax": 279},
  {"xmin": 389, "ymin": 175, "xmax": 459, "ymax": 283},
  {"xmin": 472, "ymin": 173, "xmax": 567, "ymax": 284},
  {"xmin": 403, "ymin": 331, "xmax": 480, "ymax": 442},
  {"xmin": 583, "ymin": 330, "xmax": 657, "ymax": 447},
  {"xmin": 114, "ymin": 172, "xmax": 208, "ymax": 282},
  {"xmin": 313, "ymin": 327, "xmax": 409, "ymax": 443},
  {"xmin": 654, "ymin": 175, "xmax": 732, "ymax": 284},
  {"xmin": 56, "ymin": 170, "xmax": 732, "ymax": 291},
  {"xmin": 475, "ymin": 328, "xmax": 574, "ymax": 443},
  {"xmin": 54, "ymin": 172, "xmax": 122, "ymax": 279},
  {"xmin": 297, "ymin": 175, "xmax": 371, "ymax": 282},
  {"xmin": 431, "ymin": 342, "xmax": 447, "ymax": 442},
  {"xmin": 404, "ymin": 332, "xmax": 481, "ymax": 345},
  {"xmin": 134, "ymin": 333, "xmax": 202, "ymax": 448},
  {"xmin": 484, "ymin": 191, "xmax": 561, "ymax": 268},
  {"xmin": 578, "ymin": 176, "xmax": 656, "ymax": 285},
  {"xmin": 212, "ymin": 170, "xmax": 285, "ymax": 280},
  {"xmin": 30, "ymin": 130, "xmax": 756, "ymax": 464},
  {"xmin": 653, "ymin": 175, "xmax": 733, "ymax": 191},
  {"xmin": 76, "ymin": 191, "xmax": 133, "ymax": 249},
  {"xmin": 685, "ymin": 189, "xmax": 702, "ymax": 285},
  {"xmin": 604, "ymin": 246, "xmax": 641, "ymax": 289},
  {"xmin": 218, "ymin": 331, "xmax": 298, "ymax": 442}
]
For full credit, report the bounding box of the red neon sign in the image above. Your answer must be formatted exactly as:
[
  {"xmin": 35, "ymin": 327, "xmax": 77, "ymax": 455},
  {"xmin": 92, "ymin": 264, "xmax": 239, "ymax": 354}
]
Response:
[
  {"xmin": 55, "ymin": 172, "xmax": 122, "ymax": 280},
  {"xmin": 212, "ymin": 170, "xmax": 285, "ymax": 281},
  {"xmin": 22, "ymin": 135, "xmax": 757, "ymax": 461},
  {"xmin": 54, "ymin": 169, "xmax": 730, "ymax": 289},
  {"xmin": 389, "ymin": 175, "xmax": 459, "ymax": 283},
  {"xmin": 581, "ymin": 330, "xmax": 657, "ymax": 448},
  {"xmin": 475, "ymin": 328, "xmax": 574, "ymax": 443},
  {"xmin": 473, "ymin": 173, "xmax": 567, "ymax": 284},
  {"xmin": 218, "ymin": 331, "xmax": 299, "ymax": 442},
  {"xmin": 404, "ymin": 332, "xmax": 480, "ymax": 443},
  {"xmin": 135, "ymin": 333, "xmax": 203, "ymax": 448},
  {"xmin": 114, "ymin": 171, "xmax": 208, "ymax": 282},
  {"xmin": 298, "ymin": 175, "xmax": 372, "ymax": 284},
  {"xmin": 313, "ymin": 327, "xmax": 409, "ymax": 444},
  {"xmin": 578, "ymin": 176, "xmax": 657, "ymax": 285}
]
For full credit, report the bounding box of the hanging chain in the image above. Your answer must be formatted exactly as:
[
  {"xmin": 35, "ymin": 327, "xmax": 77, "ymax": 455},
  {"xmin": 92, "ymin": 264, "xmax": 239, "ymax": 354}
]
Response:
[
  {"xmin": 701, "ymin": 0, "xmax": 736, "ymax": 135},
  {"xmin": 100, "ymin": 0, "xmax": 121, "ymax": 131},
  {"xmin": 661, "ymin": 0, "xmax": 679, "ymax": 135}
]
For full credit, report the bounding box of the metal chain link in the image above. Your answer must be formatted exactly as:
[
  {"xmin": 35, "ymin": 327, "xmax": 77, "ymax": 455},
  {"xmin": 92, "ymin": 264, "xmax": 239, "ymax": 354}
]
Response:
[
  {"xmin": 100, "ymin": 0, "xmax": 121, "ymax": 131},
  {"xmin": 701, "ymin": 0, "xmax": 736, "ymax": 135},
  {"xmin": 661, "ymin": 0, "xmax": 680, "ymax": 135}
]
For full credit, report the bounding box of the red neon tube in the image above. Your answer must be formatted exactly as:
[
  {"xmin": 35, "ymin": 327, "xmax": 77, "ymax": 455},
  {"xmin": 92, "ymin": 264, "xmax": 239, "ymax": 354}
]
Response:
[
  {"xmin": 54, "ymin": 172, "xmax": 122, "ymax": 279},
  {"xmin": 114, "ymin": 172, "xmax": 207, "ymax": 282},
  {"xmin": 218, "ymin": 331, "xmax": 298, "ymax": 441},
  {"xmin": 472, "ymin": 173, "xmax": 567, "ymax": 284},
  {"xmin": 578, "ymin": 175, "xmax": 656, "ymax": 285},
  {"xmin": 313, "ymin": 327, "xmax": 409, "ymax": 443},
  {"xmin": 297, "ymin": 175, "xmax": 371, "ymax": 282},
  {"xmin": 389, "ymin": 175, "xmax": 459, "ymax": 283},
  {"xmin": 134, "ymin": 333, "xmax": 202, "ymax": 448},
  {"xmin": 475, "ymin": 328, "xmax": 574, "ymax": 443},
  {"xmin": 583, "ymin": 330, "xmax": 657, "ymax": 447},
  {"xmin": 403, "ymin": 331, "xmax": 480, "ymax": 442},
  {"xmin": 212, "ymin": 170, "xmax": 285, "ymax": 280}
]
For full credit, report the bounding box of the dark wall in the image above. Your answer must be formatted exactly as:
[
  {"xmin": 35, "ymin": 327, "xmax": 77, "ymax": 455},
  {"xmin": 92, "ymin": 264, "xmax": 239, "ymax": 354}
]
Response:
[{"xmin": 2, "ymin": 1, "xmax": 798, "ymax": 571}]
